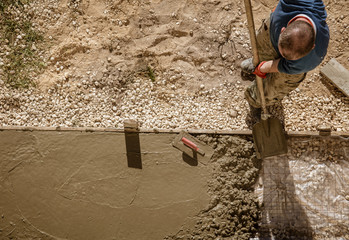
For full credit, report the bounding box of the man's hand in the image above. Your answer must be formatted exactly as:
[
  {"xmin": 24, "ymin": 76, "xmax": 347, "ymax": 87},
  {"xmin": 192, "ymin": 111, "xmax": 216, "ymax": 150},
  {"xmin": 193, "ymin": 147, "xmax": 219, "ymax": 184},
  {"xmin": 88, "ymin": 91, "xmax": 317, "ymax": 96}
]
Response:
[
  {"xmin": 253, "ymin": 61, "xmax": 267, "ymax": 78},
  {"xmin": 241, "ymin": 58, "xmax": 280, "ymax": 80}
]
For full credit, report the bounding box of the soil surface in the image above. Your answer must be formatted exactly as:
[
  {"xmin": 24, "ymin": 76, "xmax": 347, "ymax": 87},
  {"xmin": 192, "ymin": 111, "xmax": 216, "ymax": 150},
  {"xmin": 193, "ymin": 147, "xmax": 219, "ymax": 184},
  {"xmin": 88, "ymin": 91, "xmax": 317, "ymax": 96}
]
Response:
[
  {"xmin": 0, "ymin": 0, "xmax": 348, "ymax": 131},
  {"xmin": 29, "ymin": 0, "xmax": 349, "ymax": 88}
]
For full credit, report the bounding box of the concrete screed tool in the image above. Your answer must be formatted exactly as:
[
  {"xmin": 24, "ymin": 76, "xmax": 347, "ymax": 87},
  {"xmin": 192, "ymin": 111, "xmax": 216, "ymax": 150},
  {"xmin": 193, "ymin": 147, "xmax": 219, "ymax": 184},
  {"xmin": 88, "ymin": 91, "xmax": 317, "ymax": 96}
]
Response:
[{"xmin": 244, "ymin": 0, "xmax": 288, "ymax": 159}]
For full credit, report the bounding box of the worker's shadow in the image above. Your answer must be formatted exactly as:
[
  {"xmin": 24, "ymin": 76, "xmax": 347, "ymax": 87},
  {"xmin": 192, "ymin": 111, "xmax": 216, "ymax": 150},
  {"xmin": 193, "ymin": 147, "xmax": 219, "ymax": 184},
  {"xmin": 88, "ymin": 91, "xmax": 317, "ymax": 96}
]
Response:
[{"xmin": 258, "ymin": 155, "xmax": 313, "ymax": 239}]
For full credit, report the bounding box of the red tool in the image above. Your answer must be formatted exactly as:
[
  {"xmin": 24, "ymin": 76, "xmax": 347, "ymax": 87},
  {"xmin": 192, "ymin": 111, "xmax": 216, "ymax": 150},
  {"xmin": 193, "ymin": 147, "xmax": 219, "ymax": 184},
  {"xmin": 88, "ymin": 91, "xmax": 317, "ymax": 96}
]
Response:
[{"xmin": 181, "ymin": 137, "xmax": 205, "ymax": 156}]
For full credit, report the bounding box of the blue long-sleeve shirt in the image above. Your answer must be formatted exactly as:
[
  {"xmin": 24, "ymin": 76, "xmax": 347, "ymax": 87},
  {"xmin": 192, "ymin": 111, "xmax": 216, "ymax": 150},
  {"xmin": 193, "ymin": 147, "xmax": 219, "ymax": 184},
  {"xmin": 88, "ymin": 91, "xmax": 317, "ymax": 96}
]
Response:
[{"xmin": 270, "ymin": 0, "xmax": 330, "ymax": 74}]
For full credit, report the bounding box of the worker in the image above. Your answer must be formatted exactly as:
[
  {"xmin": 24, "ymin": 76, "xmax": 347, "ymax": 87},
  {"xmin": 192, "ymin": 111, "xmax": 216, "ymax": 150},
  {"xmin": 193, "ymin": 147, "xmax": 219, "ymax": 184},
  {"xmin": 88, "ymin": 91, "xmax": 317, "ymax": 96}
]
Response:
[{"xmin": 241, "ymin": 0, "xmax": 330, "ymax": 123}]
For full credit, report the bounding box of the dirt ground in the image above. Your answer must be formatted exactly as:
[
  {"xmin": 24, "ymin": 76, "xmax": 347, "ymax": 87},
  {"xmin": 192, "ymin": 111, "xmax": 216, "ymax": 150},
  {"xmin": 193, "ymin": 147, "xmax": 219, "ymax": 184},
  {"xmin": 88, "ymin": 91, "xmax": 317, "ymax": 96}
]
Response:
[
  {"xmin": 0, "ymin": 0, "xmax": 348, "ymax": 132},
  {"xmin": 0, "ymin": 0, "xmax": 348, "ymax": 131},
  {"xmin": 32, "ymin": 0, "xmax": 349, "ymax": 90}
]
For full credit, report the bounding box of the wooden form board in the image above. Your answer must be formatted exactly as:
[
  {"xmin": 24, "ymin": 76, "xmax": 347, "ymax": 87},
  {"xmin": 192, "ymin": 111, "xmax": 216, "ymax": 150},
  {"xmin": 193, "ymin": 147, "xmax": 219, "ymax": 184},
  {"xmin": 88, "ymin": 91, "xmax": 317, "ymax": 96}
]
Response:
[
  {"xmin": 1, "ymin": 126, "xmax": 349, "ymax": 137},
  {"xmin": 320, "ymin": 58, "xmax": 349, "ymax": 97}
]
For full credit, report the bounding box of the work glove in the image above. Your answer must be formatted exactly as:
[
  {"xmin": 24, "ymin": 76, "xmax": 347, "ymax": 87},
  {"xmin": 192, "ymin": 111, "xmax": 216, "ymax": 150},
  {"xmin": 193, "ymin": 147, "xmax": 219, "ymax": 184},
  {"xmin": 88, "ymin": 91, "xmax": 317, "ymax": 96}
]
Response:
[
  {"xmin": 252, "ymin": 61, "xmax": 267, "ymax": 79},
  {"xmin": 241, "ymin": 58, "xmax": 267, "ymax": 79}
]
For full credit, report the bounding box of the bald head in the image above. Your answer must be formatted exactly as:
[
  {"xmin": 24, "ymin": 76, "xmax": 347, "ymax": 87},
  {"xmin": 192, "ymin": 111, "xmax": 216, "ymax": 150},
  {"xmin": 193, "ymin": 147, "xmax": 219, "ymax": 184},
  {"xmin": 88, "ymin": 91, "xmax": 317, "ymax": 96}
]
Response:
[{"xmin": 278, "ymin": 20, "xmax": 315, "ymax": 60}]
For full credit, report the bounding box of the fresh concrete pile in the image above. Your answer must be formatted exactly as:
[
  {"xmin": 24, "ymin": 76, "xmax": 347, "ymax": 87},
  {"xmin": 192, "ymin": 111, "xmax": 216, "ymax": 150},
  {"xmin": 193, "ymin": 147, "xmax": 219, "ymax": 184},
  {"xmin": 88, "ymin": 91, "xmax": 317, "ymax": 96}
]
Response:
[
  {"xmin": 166, "ymin": 135, "xmax": 261, "ymax": 240},
  {"xmin": 166, "ymin": 135, "xmax": 349, "ymax": 240}
]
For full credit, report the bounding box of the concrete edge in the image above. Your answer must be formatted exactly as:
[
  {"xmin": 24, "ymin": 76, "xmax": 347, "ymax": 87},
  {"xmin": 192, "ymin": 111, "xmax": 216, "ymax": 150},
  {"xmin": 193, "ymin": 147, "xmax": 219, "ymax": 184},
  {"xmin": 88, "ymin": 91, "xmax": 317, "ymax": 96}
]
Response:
[{"xmin": 0, "ymin": 126, "xmax": 348, "ymax": 138}]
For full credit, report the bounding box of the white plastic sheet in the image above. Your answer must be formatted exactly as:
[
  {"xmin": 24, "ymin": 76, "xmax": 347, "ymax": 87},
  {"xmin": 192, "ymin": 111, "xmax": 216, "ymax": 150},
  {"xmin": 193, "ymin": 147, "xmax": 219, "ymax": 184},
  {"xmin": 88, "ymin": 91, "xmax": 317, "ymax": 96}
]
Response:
[{"xmin": 256, "ymin": 136, "xmax": 349, "ymax": 239}]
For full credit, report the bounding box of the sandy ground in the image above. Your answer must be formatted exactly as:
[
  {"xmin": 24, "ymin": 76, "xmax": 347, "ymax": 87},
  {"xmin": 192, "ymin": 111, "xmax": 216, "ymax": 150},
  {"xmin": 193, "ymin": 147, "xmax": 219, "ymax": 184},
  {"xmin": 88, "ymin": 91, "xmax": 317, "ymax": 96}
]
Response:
[
  {"xmin": 34, "ymin": 0, "xmax": 349, "ymax": 88},
  {"xmin": 0, "ymin": 0, "xmax": 348, "ymax": 131}
]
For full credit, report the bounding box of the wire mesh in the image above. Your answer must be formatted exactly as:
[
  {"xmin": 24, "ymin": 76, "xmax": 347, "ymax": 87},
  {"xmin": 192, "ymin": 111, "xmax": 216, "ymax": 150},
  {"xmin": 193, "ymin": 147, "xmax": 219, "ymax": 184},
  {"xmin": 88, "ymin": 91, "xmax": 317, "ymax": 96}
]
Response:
[{"xmin": 256, "ymin": 136, "xmax": 349, "ymax": 240}]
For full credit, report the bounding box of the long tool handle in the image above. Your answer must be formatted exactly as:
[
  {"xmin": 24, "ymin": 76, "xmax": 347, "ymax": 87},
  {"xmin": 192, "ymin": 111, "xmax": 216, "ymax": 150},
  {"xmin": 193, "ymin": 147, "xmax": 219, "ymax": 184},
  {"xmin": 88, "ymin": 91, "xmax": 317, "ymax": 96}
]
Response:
[{"xmin": 243, "ymin": 0, "xmax": 268, "ymax": 118}]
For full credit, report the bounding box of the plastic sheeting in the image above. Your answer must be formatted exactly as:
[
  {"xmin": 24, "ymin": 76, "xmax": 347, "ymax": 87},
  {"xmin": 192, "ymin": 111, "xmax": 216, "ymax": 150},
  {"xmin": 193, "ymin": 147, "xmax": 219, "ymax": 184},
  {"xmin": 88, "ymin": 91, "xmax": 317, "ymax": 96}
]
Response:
[{"xmin": 256, "ymin": 136, "xmax": 349, "ymax": 240}]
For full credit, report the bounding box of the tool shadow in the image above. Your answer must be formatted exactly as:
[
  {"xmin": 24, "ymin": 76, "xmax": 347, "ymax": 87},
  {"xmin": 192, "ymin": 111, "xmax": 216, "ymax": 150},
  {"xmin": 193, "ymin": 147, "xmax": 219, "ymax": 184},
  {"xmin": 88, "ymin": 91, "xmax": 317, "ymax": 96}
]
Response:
[{"xmin": 182, "ymin": 152, "xmax": 198, "ymax": 166}]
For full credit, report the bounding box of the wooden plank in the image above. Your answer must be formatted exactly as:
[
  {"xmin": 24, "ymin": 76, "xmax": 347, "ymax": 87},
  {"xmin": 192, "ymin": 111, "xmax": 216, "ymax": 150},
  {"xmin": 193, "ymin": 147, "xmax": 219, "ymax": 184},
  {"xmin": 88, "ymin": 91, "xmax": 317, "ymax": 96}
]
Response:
[
  {"xmin": 124, "ymin": 119, "xmax": 139, "ymax": 132},
  {"xmin": 320, "ymin": 58, "xmax": 349, "ymax": 97},
  {"xmin": 0, "ymin": 126, "xmax": 348, "ymax": 137}
]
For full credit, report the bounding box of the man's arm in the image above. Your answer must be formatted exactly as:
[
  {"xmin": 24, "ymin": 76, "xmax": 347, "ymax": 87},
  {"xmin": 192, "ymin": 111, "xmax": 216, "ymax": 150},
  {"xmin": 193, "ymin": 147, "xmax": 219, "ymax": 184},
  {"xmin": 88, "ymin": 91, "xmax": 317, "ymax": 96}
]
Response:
[{"xmin": 260, "ymin": 59, "xmax": 281, "ymax": 73}]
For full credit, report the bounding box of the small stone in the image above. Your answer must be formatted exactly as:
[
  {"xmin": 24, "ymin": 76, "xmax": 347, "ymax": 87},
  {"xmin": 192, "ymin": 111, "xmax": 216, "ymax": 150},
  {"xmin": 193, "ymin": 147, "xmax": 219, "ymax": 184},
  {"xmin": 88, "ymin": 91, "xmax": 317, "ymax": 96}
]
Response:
[{"xmin": 229, "ymin": 110, "xmax": 238, "ymax": 118}]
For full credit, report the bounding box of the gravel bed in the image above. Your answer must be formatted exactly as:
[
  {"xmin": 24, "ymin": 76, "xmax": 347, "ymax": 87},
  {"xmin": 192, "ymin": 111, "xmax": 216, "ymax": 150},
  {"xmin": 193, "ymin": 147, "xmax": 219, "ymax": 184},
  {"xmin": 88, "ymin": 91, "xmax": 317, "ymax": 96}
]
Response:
[{"xmin": 0, "ymin": 73, "xmax": 348, "ymax": 132}]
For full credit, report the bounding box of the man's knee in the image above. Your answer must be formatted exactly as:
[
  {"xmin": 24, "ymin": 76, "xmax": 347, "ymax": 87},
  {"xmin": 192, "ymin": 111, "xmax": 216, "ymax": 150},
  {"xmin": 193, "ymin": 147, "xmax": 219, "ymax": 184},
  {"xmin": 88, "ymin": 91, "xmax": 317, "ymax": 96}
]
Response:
[{"xmin": 244, "ymin": 87, "xmax": 261, "ymax": 108}]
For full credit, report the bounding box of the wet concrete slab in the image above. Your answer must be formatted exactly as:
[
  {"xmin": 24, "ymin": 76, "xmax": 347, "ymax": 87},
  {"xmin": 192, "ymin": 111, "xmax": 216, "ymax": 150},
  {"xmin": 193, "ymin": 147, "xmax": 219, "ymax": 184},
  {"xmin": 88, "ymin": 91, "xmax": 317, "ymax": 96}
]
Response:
[{"xmin": 0, "ymin": 131, "xmax": 211, "ymax": 239}]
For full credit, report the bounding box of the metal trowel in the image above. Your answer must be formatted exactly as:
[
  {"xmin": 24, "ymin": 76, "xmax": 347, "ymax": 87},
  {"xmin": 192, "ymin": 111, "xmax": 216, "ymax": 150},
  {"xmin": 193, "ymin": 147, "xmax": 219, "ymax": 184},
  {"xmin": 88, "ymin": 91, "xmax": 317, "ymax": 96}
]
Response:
[{"xmin": 172, "ymin": 131, "xmax": 214, "ymax": 164}]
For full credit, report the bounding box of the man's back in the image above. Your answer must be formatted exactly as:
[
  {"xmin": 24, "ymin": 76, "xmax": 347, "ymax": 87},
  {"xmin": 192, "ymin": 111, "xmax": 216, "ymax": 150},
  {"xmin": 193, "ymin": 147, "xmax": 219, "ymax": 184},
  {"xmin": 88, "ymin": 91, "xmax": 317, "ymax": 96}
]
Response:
[{"xmin": 270, "ymin": 0, "xmax": 330, "ymax": 74}]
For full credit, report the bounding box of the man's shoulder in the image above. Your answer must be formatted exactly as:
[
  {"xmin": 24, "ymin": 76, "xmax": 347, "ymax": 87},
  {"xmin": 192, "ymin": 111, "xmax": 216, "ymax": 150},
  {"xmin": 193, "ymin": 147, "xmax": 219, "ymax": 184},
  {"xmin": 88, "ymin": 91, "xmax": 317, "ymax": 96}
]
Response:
[
  {"xmin": 273, "ymin": 0, "xmax": 327, "ymax": 21},
  {"xmin": 279, "ymin": 49, "xmax": 327, "ymax": 74}
]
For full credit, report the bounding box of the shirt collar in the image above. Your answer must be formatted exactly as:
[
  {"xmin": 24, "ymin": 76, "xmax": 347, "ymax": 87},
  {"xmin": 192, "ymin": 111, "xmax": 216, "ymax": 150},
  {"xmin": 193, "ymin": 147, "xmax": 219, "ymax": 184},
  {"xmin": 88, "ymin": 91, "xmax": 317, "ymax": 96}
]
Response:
[{"xmin": 288, "ymin": 14, "xmax": 317, "ymax": 36}]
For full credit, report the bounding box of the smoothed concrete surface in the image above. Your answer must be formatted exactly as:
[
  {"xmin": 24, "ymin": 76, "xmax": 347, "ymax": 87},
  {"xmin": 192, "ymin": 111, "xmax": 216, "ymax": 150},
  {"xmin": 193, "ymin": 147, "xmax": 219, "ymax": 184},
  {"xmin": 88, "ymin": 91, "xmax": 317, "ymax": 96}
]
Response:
[{"xmin": 0, "ymin": 131, "xmax": 210, "ymax": 239}]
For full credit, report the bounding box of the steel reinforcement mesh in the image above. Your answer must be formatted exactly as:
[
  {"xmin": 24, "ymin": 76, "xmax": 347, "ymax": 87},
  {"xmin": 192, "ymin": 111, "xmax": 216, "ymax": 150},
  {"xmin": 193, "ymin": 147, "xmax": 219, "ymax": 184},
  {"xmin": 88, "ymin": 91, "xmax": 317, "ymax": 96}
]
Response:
[{"xmin": 255, "ymin": 136, "xmax": 349, "ymax": 240}]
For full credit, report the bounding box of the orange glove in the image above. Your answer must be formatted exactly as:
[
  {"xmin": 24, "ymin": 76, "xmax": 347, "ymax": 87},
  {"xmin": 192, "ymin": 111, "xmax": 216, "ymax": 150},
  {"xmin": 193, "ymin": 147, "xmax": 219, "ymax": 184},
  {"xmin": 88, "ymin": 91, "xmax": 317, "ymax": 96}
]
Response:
[{"xmin": 253, "ymin": 61, "xmax": 267, "ymax": 79}]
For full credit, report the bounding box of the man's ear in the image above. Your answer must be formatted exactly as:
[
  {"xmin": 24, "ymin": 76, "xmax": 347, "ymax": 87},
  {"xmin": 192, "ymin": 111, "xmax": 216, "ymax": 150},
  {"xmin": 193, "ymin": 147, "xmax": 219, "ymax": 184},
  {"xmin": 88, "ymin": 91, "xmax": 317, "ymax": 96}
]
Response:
[
  {"xmin": 312, "ymin": 44, "xmax": 315, "ymax": 49},
  {"xmin": 281, "ymin": 27, "xmax": 286, "ymax": 33}
]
